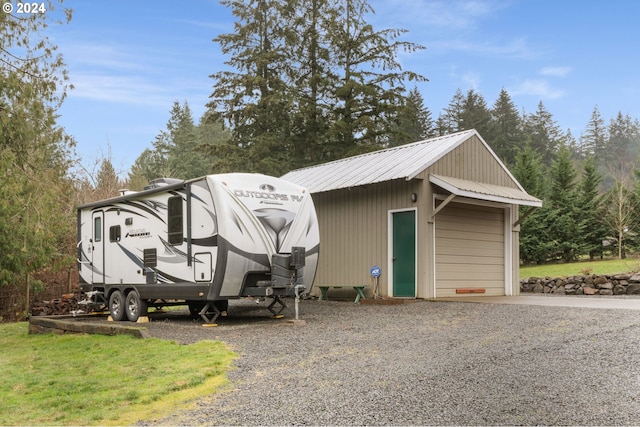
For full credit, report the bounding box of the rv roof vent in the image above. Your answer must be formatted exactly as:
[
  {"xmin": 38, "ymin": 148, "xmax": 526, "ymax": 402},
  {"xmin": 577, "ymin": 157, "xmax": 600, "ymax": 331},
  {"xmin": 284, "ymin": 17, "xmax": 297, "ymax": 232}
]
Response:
[
  {"xmin": 119, "ymin": 189, "xmax": 138, "ymax": 196},
  {"xmin": 144, "ymin": 178, "xmax": 184, "ymax": 190}
]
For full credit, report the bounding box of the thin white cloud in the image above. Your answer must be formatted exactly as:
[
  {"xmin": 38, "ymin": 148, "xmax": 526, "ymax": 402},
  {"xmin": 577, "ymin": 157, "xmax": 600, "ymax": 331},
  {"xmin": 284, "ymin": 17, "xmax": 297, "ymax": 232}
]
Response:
[
  {"xmin": 68, "ymin": 72, "xmax": 211, "ymax": 113},
  {"xmin": 430, "ymin": 36, "xmax": 540, "ymax": 60},
  {"xmin": 374, "ymin": 0, "xmax": 501, "ymax": 30},
  {"xmin": 372, "ymin": 0, "xmax": 546, "ymax": 66},
  {"xmin": 57, "ymin": 36, "xmax": 215, "ymax": 112},
  {"xmin": 510, "ymin": 79, "xmax": 565, "ymax": 100},
  {"xmin": 461, "ymin": 71, "xmax": 481, "ymax": 90},
  {"xmin": 68, "ymin": 73, "xmax": 173, "ymax": 106},
  {"xmin": 539, "ymin": 66, "xmax": 572, "ymax": 77},
  {"xmin": 60, "ymin": 41, "xmax": 149, "ymax": 73},
  {"xmin": 171, "ymin": 18, "xmax": 231, "ymax": 32}
]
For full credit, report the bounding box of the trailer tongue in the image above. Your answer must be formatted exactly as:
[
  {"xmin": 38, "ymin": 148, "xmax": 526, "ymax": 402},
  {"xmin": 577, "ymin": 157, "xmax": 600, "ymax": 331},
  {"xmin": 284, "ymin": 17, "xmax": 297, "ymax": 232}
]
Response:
[{"xmin": 76, "ymin": 173, "xmax": 319, "ymax": 323}]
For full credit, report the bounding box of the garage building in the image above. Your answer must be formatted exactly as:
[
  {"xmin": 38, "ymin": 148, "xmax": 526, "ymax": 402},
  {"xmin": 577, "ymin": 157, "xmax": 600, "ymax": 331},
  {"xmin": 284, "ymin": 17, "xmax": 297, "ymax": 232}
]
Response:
[{"xmin": 281, "ymin": 129, "xmax": 542, "ymax": 299}]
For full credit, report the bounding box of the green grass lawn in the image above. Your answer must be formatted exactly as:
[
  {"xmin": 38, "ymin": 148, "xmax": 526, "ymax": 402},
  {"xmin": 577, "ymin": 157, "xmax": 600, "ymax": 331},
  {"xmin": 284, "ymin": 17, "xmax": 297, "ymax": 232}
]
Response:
[
  {"xmin": 520, "ymin": 257, "xmax": 640, "ymax": 279},
  {"xmin": 0, "ymin": 322, "xmax": 236, "ymax": 426}
]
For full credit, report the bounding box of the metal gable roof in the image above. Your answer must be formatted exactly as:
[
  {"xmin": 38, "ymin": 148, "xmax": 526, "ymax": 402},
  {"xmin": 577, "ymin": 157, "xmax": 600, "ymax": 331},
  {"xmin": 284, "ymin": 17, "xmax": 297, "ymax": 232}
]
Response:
[{"xmin": 281, "ymin": 129, "xmax": 478, "ymax": 193}]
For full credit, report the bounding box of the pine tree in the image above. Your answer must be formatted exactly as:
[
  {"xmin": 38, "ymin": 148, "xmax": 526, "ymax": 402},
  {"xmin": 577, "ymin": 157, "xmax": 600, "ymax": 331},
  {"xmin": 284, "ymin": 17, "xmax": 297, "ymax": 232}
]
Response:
[
  {"xmin": 580, "ymin": 105, "xmax": 607, "ymax": 162},
  {"xmin": 512, "ymin": 142, "xmax": 545, "ymax": 198},
  {"xmin": 607, "ymin": 112, "xmax": 640, "ymax": 171},
  {"xmin": 546, "ymin": 146, "xmax": 584, "ymax": 262},
  {"xmin": 134, "ymin": 102, "xmax": 216, "ymax": 181},
  {"xmin": 328, "ymin": 0, "xmax": 426, "ymax": 157},
  {"xmin": 512, "ymin": 143, "xmax": 548, "ymax": 264},
  {"xmin": 127, "ymin": 148, "xmax": 170, "ymax": 185},
  {"xmin": 208, "ymin": 0, "xmax": 293, "ymax": 175},
  {"xmin": 564, "ymin": 129, "xmax": 580, "ymax": 160},
  {"xmin": 196, "ymin": 115, "xmax": 232, "ymax": 173},
  {"xmin": 95, "ymin": 158, "xmax": 121, "ymax": 200},
  {"xmin": 390, "ymin": 87, "xmax": 433, "ymax": 146},
  {"xmin": 488, "ymin": 88, "xmax": 524, "ymax": 166},
  {"xmin": 579, "ymin": 156, "xmax": 607, "ymax": 259},
  {"xmin": 523, "ymin": 101, "xmax": 564, "ymax": 164},
  {"xmin": 287, "ymin": 0, "xmax": 338, "ymax": 167},
  {"xmin": 438, "ymin": 89, "xmax": 465, "ymax": 135},
  {"xmin": 207, "ymin": 0, "xmax": 425, "ymax": 172},
  {"xmin": 458, "ymin": 89, "xmax": 492, "ymax": 136},
  {"xmin": 165, "ymin": 102, "xmax": 210, "ymax": 179},
  {"xmin": 126, "ymin": 157, "xmax": 150, "ymax": 191}
]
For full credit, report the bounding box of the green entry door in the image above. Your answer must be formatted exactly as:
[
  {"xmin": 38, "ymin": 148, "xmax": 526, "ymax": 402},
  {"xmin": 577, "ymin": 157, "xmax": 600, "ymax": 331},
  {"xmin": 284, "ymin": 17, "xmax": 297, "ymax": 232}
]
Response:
[{"xmin": 392, "ymin": 210, "xmax": 416, "ymax": 297}]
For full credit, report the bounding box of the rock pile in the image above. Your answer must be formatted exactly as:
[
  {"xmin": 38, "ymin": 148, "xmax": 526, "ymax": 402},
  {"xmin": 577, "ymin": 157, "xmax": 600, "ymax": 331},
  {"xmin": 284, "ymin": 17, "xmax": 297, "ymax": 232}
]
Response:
[{"xmin": 520, "ymin": 273, "xmax": 640, "ymax": 295}]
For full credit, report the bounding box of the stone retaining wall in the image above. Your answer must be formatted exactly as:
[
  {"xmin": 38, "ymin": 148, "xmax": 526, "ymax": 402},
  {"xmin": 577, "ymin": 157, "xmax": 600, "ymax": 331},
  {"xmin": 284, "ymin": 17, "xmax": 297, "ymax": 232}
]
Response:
[{"xmin": 520, "ymin": 273, "xmax": 640, "ymax": 295}]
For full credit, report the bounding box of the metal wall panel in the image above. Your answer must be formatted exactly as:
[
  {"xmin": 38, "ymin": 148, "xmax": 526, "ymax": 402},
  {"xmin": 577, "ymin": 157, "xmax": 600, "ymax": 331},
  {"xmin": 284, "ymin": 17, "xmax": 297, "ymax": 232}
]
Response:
[
  {"xmin": 421, "ymin": 135, "xmax": 518, "ymax": 187},
  {"xmin": 312, "ymin": 179, "xmax": 420, "ymax": 296}
]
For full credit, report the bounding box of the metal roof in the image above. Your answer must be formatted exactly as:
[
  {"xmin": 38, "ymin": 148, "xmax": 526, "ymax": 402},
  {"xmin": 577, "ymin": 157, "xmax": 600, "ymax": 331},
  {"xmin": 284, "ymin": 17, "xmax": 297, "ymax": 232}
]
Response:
[
  {"xmin": 429, "ymin": 174, "xmax": 542, "ymax": 207},
  {"xmin": 281, "ymin": 129, "xmax": 479, "ymax": 193}
]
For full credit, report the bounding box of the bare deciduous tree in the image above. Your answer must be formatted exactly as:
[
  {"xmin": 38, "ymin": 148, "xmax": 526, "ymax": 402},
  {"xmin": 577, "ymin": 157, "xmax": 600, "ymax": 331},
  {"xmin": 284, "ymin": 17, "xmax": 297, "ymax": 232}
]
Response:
[{"xmin": 603, "ymin": 154, "xmax": 639, "ymax": 258}]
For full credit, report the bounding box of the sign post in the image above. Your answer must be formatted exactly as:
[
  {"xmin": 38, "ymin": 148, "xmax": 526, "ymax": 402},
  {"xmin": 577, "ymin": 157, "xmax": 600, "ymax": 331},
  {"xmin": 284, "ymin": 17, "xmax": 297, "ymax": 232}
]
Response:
[{"xmin": 370, "ymin": 265, "xmax": 381, "ymax": 299}]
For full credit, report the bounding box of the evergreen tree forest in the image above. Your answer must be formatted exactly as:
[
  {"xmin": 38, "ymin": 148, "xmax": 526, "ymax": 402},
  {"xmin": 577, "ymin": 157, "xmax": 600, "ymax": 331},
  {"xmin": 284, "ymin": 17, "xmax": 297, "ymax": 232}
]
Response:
[
  {"xmin": 0, "ymin": 1, "xmax": 77, "ymax": 319},
  {"xmin": 2, "ymin": 0, "xmax": 640, "ymax": 320}
]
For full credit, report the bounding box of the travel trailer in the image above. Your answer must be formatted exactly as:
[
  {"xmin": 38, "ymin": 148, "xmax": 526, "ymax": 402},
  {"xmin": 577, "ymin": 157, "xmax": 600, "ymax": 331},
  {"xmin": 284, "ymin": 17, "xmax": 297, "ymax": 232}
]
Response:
[{"xmin": 77, "ymin": 173, "xmax": 319, "ymax": 323}]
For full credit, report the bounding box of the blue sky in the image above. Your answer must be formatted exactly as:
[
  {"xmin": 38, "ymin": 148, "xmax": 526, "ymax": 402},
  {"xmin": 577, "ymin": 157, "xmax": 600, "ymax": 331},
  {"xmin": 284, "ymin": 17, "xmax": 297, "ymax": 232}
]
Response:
[{"xmin": 47, "ymin": 0, "xmax": 640, "ymax": 176}]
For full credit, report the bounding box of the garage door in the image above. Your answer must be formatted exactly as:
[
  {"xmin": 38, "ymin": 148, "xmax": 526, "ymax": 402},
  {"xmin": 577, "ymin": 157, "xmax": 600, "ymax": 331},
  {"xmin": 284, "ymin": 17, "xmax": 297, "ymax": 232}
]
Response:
[{"xmin": 435, "ymin": 202, "xmax": 505, "ymax": 297}]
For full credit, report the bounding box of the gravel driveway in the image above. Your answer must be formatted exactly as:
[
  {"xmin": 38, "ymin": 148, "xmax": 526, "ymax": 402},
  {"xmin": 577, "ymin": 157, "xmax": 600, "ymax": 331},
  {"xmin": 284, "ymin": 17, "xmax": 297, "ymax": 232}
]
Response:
[{"xmin": 139, "ymin": 297, "xmax": 640, "ymax": 426}]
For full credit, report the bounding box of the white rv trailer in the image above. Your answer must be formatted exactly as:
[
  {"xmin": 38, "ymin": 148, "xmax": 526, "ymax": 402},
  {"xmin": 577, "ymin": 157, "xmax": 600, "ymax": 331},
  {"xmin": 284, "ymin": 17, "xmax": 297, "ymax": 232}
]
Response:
[{"xmin": 77, "ymin": 173, "xmax": 319, "ymax": 323}]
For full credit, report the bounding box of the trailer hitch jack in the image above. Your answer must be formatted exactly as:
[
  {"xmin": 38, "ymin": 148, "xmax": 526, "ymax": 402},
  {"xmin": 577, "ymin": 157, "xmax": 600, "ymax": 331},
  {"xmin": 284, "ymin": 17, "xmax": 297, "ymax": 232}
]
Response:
[{"xmin": 294, "ymin": 284, "xmax": 306, "ymax": 320}]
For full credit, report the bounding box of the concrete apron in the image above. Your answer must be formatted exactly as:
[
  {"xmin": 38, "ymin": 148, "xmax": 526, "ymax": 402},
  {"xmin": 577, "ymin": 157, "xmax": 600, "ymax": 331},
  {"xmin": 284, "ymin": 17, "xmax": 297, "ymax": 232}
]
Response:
[{"xmin": 435, "ymin": 295, "xmax": 640, "ymax": 310}]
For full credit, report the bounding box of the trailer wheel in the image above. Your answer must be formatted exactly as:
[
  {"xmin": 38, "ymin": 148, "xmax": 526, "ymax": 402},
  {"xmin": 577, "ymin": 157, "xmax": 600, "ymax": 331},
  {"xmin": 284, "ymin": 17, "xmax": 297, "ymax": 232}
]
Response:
[
  {"xmin": 109, "ymin": 290, "xmax": 126, "ymax": 321},
  {"xmin": 187, "ymin": 301, "xmax": 205, "ymax": 318},
  {"xmin": 125, "ymin": 290, "xmax": 148, "ymax": 322},
  {"xmin": 214, "ymin": 300, "xmax": 229, "ymax": 312}
]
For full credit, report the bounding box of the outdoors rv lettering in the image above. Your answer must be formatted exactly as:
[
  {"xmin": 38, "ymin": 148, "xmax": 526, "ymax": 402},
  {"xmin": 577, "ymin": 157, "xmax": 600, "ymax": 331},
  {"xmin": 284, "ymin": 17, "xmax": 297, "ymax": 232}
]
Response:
[{"xmin": 234, "ymin": 189, "xmax": 304, "ymax": 202}]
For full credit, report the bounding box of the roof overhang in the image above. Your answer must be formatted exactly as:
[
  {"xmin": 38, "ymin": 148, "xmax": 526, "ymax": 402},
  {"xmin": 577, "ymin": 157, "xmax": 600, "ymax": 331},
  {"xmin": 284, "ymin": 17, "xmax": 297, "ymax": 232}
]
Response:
[{"xmin": 429, "ymin": 174, "xmax": 543, "ymax": 207}]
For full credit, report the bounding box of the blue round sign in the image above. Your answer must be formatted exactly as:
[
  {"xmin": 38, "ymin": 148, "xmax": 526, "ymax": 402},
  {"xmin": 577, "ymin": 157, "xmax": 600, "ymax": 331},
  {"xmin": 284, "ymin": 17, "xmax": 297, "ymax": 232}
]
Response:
[{"xmin": 370, "ymin": 265, "xmax": 381, "ymax": 278}]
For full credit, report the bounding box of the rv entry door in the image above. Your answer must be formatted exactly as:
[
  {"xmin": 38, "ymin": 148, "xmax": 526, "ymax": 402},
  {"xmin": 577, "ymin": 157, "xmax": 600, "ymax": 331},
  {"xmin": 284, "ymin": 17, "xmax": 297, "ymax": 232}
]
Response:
[{"xmin": 92, "ymin": 211, "xmax": 105, "ymax": 284}]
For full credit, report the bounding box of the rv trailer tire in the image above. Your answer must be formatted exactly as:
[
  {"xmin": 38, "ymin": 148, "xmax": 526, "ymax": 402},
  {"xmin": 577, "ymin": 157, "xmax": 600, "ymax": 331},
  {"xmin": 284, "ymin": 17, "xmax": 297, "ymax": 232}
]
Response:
[
  {"xmin": 125, "ymin": 290, "xmax": 148, "ymax": 322},
  {"xmin": 214, "ymin": 300, "xmax": 229, "ymax": 313},
  {"xmin": 187, "ymin": 301, "xmax": 205, "ymax": 318},
  {"xmin": 109, "ymin": 290, "xmax": 126, "ymax": 321}
]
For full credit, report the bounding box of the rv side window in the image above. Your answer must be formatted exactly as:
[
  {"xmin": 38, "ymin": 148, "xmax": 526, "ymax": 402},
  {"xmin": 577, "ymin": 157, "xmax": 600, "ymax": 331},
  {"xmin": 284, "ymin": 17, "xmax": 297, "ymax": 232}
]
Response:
[
  {"xmin": 110, "ymin": 225, "xmax": 121, "ymax": 242},
  {"xmin": 167, "ymin": 196, "xmax": 183, "ymax": 245},
  {"xmin": 94, "ymin": 217, "xmax": 102, "ymax": 242}
]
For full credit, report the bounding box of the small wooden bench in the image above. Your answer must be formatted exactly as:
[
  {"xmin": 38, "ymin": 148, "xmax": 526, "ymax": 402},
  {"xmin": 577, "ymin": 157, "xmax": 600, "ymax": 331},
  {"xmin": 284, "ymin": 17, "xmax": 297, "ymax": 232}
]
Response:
[{"xmin": 317, "ymin": 285, "xmax": 368, "ymax": 304}]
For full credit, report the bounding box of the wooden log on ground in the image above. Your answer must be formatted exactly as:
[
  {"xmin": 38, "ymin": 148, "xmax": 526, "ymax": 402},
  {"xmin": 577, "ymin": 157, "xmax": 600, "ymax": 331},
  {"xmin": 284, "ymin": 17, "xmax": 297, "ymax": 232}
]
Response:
[{"xmin": 28, "ymin": 316, "xmax": 151, "ymax": 338}]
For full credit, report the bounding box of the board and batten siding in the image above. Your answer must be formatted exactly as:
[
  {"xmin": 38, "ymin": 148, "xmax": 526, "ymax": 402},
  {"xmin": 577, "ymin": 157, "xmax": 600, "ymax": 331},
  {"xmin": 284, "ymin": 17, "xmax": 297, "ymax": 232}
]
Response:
[
  {"xmin": 312, "ymin": 179, "xmax": 421, "ymax": 294},
  {"xmin": 434, "ymin": 202, "xmax": 505, "ymax": 297}
]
